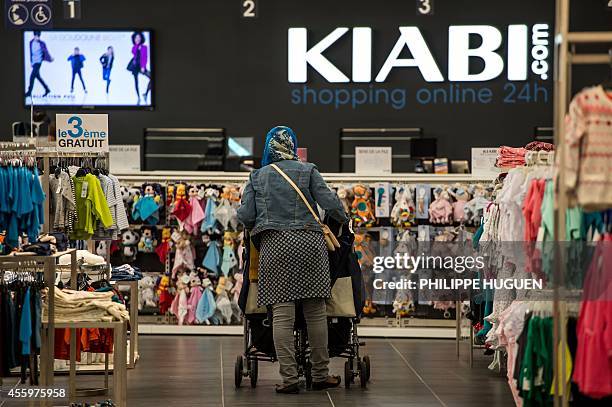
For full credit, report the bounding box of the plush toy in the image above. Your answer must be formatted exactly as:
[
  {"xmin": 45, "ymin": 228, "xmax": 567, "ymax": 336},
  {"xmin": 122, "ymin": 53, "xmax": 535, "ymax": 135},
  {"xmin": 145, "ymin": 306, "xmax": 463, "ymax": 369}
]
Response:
[
  {"xmin": 393, "ymin": 299, "xmax": 414, "ymax": 319},
  {"xmin": 138, "ymin": 226, "xmax": 158, "ymax": 253},
  {"xmin": 228, "ymin": 185, "xmax": 241, "ymax": 204},
  {"xmin": 201, "ymin": 188, "xmax": 221, "ymax": 234},
  {"xmin": 120, "ymin": 229, "xmax": 139, "ymax": 263},
  {"xmin": 183, "ymin": 185, "xmax": 205, "ymax": 234},
  {"xmin": 132, "ymin": 183, "xmax": 162, "ymax": 225},
  {"xmin": 337, "ymin": 187, "xmax": 354, "ymax": 215},
  {"xmin": 354, "ymin": 233, "xmax": 374, "ymax": 268},
  {"xmin": 215, "ymin": 281, "xmax": 233, "ymax": 324},
  {"xmin": 214, "ymin": 186, "xmax": 239, "ymax": 231},
  {"xmin": 449, "ymin": 185, "xmax": 471, "ymax": 223},
  {"xmin": 170, "ymin": 274, "xmax": 191, "ymax": 325},
  {"xmin": 202, "ymin": 241, "xmax": 221, "ymax": 275},
  {"xmin": 390, "ymin": 186, "xmax": 416, "ymax": 228},
  {"xmin": 428, "ymin": 188, "xmax": 454, "ymax": 224},
  {"xmin": 96, "ymin": 240, "xmax": 109, "ymax": 259},
  {"xmin": 231, "ymin": 273, "xmax": 243, "ymax": 303},
  {"xmin": 185, "ymin": 272, "xmax": 203, "ymax": 325},
  {"xmin": 220, "ymin": 232, "xmax": 238, "ymax": 276},
  {"xmin": 172, "ymin": 232, "xmax": 195, "ymax": 278},
  {"xmin": 195, "ymin": 278, "xmax": 216, "ymax": 325},
  {"xmin": 351, "ymin": 184, "xmax": 376, "ymax": 227},
  {"xmin": 155, "ymin": 227, "xmax": 172, "ymax": 264},
  {"xmin": 138, "ymin": 275, "xmax": 157, "ymax": 311},
  {"xmin": 172, "ymin": 183, "xmax": 192, "ymax": 223},
  {"xmin": 157, "ymin": 275, "xmax": 174, "ymax": 314},
  {"xmin": 363, "ymin": 299, "xmax": 377, "ymax": 317}
]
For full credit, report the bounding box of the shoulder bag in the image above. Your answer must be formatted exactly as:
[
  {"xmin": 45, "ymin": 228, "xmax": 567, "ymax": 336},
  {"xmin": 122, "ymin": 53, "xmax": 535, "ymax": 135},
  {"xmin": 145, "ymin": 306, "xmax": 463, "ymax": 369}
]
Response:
[{"xmin": 270, "ymin": 163, "xmax": 340, "ymax": 252}]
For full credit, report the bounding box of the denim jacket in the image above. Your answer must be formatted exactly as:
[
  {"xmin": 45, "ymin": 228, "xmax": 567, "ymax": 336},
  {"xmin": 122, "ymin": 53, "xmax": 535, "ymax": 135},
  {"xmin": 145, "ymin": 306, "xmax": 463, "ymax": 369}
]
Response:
[{"xmin": 237, "ymin": 160, "xmax": 348, "ymax": 235}]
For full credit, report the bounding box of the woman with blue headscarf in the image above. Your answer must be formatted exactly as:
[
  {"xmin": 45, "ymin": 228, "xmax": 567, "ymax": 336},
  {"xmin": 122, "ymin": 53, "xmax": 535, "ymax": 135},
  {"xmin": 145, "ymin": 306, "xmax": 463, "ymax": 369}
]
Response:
[{"xmin": 238, "ymin": 126, "xmax": 348, "ymax": 394}]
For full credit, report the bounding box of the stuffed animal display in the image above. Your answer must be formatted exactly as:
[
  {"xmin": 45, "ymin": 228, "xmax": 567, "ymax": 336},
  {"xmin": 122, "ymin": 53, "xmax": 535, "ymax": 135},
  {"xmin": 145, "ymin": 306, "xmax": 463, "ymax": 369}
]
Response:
[{"xmin": 351, "ymin": 184, "xmax": 376, "ymax": 227}]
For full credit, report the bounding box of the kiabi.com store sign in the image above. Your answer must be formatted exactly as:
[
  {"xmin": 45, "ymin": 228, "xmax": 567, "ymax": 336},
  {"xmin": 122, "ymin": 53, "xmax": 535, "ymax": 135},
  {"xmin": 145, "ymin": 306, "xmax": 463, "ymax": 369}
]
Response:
[{"xmin": 287, "ymin": 24, "xmax": 551, "ymax": 110}]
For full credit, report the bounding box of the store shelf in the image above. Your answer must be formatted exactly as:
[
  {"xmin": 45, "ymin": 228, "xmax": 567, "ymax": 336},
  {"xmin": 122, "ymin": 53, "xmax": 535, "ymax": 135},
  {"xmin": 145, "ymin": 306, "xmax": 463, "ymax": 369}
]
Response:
[
  {"xmin": 115, "ymin": 170, "xmax": 495, "ymax": 184},
  {"xmin": 138, "ymin": 323, "xmax": 456, "ymax": 338}
]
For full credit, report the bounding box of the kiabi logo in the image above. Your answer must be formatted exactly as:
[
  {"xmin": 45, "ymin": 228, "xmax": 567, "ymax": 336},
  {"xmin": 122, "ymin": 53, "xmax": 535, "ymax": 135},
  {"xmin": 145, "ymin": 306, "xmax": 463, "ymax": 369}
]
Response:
[{"xmin": 288, "ymin": 24, "xmax": 550, "ymax": 83}]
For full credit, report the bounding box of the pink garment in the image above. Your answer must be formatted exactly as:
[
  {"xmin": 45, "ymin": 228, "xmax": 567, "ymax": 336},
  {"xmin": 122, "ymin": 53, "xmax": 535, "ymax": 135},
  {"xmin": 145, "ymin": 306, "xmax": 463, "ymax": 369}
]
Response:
[
  {"xmin": 496, "ymin": 146, "xmax": 527, "ymax": 168},
  {"xmin": 170, "ymin": 289, "xmax": 189, "ymax": 325},
  {"xmin": 185, "ymin": 287, "xmax": 203, "ymax": 325},
  {"xmin": 573, "ymin": 238, "xmax": 612, "ymax": 399},
  {"xmin": 172, "ymin": 243, "xmax": 195, "ymax": 278},
  {"xmin": 183, "ymin": 197, "xmax": 205, "ymax": 234},
  {"xmin": 429, "ymin": 198, "xmax": 453, "ymax": 224}
]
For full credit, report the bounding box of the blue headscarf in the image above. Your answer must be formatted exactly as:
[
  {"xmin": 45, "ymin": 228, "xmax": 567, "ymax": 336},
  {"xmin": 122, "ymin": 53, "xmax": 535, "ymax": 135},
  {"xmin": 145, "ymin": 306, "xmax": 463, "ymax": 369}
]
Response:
[{"xmin": 261, "ymin": 126, "xmax": 299, "ymax": 166}]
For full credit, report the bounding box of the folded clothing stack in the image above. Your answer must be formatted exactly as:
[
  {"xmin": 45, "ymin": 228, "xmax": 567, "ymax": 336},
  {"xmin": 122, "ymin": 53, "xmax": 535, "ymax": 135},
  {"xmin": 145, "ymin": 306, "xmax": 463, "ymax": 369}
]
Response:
[
  {"xmin": 16, "ymin": 233, "xmax": 65, "ymax": 256},
  {"xmin": 111, "ymin": 265, "xmax": 143, "ymax": 281},
  {"xmin": 59, "ymin": 250, "xmax": 106, "ymax": 266},
  {"xmin": 42, "ymin": 289, "xmax": 130, "ymax": 323},
  {"xmin": 496, "ymin": 146, "xmax": 526, "ymax": 168}
]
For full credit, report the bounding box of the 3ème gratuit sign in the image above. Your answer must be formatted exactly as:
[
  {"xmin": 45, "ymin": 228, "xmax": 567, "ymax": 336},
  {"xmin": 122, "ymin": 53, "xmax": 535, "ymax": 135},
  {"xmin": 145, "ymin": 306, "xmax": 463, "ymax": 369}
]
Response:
[{"xmin": 56, "ymin": 114, "xmax": 109, "ymax": 152}]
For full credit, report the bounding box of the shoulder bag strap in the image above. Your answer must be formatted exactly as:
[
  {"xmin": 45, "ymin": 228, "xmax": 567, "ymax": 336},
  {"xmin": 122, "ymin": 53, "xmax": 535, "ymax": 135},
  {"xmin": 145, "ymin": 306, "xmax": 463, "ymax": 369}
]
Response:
[{"xmin": 270, "ymin": 163, "xmax": 322, "ymax": 225}]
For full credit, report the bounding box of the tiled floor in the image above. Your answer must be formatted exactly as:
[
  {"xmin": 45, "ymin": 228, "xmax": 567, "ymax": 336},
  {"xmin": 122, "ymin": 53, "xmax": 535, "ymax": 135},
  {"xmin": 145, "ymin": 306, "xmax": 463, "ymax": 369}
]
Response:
[{"xmin": 2, "ymin": 336, "xmax": 515, "ymax": 406}]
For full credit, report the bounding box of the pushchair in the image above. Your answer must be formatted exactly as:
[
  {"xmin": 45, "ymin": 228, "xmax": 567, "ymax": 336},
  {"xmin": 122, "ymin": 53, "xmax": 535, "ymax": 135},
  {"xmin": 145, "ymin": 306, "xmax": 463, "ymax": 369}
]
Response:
[{"xmin": 235, "ymin": 220, "xmax": 371, "ymax": 389}]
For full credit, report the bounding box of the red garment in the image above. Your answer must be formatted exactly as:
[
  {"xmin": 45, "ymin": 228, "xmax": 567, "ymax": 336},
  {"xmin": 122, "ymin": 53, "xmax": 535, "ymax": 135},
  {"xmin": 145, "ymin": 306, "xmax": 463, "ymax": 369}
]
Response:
[
  {"xmin": 522, "ymin": 179, "xmax": 545, "ymax": 241},
  {"xmin": 172, "ymin": 198, "xmax": 191, "ymax": 221},
  {"xmin": 573, "ymin": 238, "xmax": 612, "ymax": 399},
  {"xmin": 155, "ymin": 241, "xmax": 170, "ymax": 264},
  {"xmin": 158, "ymin": 290, "xmax": 174, "ymax": 315},
  {"xmin": 54, "ymin": 329, "xmax": 82, "ymax": 361}
]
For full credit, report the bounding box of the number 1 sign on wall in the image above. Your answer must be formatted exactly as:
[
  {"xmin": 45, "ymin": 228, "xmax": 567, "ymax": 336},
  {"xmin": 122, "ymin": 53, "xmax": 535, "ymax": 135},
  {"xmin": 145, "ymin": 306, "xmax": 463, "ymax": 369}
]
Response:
[
  {"xmin": 63, "ymin": 0, "xmax": 81, "ymax": 20},
  {"xmin": 241, "ymin": 0, "xmax": 257, "ymax": 18},
  {"xmin": 417, "ymin": 0, "xmax": 434, "ymax": 16}
]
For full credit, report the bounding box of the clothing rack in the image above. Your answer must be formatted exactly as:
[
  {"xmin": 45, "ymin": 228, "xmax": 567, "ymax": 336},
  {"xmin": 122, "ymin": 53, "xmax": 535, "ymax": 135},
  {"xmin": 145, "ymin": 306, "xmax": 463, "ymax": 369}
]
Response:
[
  {"xmin": 552, "ymin": 2, "xmax": 612, "ymax": 406},
  {"xmin": 0, "ymin": 249, "xmax": 77, "ymax": 388}
]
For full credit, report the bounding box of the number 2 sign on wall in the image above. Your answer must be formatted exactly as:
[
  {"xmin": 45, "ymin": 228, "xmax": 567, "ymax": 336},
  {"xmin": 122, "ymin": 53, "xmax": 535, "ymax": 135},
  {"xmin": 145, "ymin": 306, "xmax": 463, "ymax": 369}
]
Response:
[
  {"xmin": 241, "ymin": 0, "xmax": 257, "ymax": 18},
  {"xmin": 417, "ymin": 0, "xmax": 434, "ymax": 16}
]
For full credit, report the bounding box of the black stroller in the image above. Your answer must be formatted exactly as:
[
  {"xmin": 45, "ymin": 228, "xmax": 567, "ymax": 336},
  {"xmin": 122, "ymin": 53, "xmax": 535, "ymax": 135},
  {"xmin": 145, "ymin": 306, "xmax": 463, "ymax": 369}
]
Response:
[{"xmin": 235, "ymin": 220, "xmax": 370, "ymax": 389}]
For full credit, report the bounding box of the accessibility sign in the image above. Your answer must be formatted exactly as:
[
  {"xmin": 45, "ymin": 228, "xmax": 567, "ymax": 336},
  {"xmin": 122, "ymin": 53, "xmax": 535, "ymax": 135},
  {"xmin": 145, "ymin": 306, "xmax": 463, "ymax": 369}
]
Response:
[{"xmin": 5, "ymin": 0, "xmax": 53, "ymax": 29}]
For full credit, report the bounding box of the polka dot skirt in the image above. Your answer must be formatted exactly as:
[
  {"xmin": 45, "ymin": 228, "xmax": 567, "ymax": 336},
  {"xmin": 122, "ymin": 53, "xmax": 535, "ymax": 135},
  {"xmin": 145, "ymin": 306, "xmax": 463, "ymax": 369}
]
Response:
[{"xmin": 257, "ymin": 229, "xmax": 331, "ymax": 307}]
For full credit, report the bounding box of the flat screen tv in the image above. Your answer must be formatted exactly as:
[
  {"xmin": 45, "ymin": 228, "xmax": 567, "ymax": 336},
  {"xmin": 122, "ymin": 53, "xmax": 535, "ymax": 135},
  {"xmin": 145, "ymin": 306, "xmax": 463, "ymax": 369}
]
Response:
[{"xmin": 23, "ymin": 30, "xmax": 153, "ymax": 108}]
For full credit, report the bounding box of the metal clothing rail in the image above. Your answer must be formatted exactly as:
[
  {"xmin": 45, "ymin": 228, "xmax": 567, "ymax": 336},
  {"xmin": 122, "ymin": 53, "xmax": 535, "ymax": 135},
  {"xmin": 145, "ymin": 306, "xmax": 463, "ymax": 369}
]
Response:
[{"xmin": 552, "ymin": 2, "xmax": 612, "ymax": 406}]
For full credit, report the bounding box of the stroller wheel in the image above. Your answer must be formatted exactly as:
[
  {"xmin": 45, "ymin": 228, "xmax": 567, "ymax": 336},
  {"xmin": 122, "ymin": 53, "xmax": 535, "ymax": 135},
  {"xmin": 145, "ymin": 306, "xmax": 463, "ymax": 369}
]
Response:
[
  {"xmin": 358, "ymin": 360, "xmax": 367, "ymax": 388},
  {"xmin": 344, "ymin": 361, "xmax": 352, "ymax": 389},
  {"xmin": 235, "ymin": 355, "xmax": 244, "ymax": 388},
  {"xmin": 304, "ymin": 361, "xmax": 313, "ymax": 389},
  {"xmin": 362, "ymin": 355, "xmax": 371, "ymax": 382},
  {"xmin": 250, "ymin": 358, "xmax": 258, "ymax": 388}
]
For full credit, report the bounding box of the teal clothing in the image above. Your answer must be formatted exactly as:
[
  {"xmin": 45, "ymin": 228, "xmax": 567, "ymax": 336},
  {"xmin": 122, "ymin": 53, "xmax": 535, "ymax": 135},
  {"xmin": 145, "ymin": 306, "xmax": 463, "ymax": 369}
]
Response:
[
  {"xmin": 19, "ymin": 288, "xmax": 32, "ymax": 356},
  {"xmin": 0, "ymin": 166, "xmax": 45, "ymax": 248}
]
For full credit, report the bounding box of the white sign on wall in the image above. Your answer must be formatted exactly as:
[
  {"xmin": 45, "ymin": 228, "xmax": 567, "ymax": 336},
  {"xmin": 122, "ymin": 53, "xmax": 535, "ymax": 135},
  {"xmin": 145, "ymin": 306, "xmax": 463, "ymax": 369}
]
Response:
[
  {"xmin": 109, "ymin": 145, "xmax": 140, "ymax": 172},
  {"xmin": 355, "ymin": 146, "xmax": 392, "ymax": 175},
  {"xmin": 471, "ymin": 147, "xmax": 501, "ymax": 177},
  {"xmin": 56, "ymin": 113, "xmax": 109, "ymax": 152}
]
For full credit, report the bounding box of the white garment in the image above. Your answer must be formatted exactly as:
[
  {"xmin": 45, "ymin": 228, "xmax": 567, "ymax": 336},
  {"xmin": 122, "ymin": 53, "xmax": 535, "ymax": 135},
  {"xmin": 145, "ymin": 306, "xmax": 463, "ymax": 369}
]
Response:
[{"xmin": 59, "ymin": 250, "xmax": 106, "ymax": 266}]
